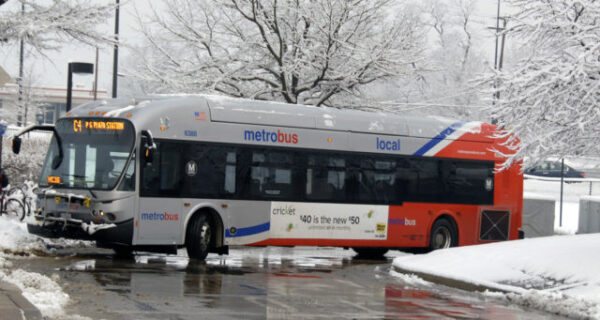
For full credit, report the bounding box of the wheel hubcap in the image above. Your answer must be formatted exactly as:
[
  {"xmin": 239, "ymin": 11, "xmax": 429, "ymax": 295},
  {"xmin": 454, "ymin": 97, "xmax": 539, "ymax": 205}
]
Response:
[
  {"xmin": 433, "ymin": 227, "xmax": 451, "ymax": 249},
  {"xmin": 200, "ymin": 222, "xmax": 211, "ymax": 251}
]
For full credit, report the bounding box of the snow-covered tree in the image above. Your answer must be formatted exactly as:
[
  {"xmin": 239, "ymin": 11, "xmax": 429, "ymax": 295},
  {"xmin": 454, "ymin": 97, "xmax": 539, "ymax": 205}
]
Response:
[
  {"xmin": 0, "ymin": 0, "xmax": 115, "ymax": 49},
  {"xmin": 361, "ymin": 0, "xmax": 490, "ymax": 119},
  {"xmin": 131, "ymin": 0, "xmax": 425, "ymax": 107},
  {"xmin": 389, "ymin": 0, "xmax": 489, "ymax": 118},
  {"xmin": 421, "ymin": 0, "xmax": 488, "ymax": 117},
  {"xmin": 1, "ymin": 128, "xmax": 51, "ymax": 184},
  {"xmin": 487, "ymin": 0, "xmax": 600, "ymax": 167}
]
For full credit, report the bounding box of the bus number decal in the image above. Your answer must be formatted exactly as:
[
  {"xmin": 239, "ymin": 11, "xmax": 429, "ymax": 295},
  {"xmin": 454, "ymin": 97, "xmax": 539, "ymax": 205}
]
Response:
[{"xmin": 270, "ymin": 202, "xmax": 388, "ymax": 240}]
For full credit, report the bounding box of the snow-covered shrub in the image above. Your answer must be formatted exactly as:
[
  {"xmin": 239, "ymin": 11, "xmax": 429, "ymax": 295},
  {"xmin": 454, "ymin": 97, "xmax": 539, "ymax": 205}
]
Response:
[{"xmin": 1, "ymin": 129, "xmax": 51, "ymax": 185}]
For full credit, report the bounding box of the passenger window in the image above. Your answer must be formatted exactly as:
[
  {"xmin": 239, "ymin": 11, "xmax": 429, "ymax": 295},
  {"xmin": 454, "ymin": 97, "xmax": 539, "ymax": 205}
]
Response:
[
  {"xmin": 224, "ymin": 152, "xmax": 236, "ymax": 194},
  {"xmin": 182, "ymin": 145, "xmax": 235, "ymax": 198},
  {"xmin": 245, "ymin": 150, "xmax": 295, "ymax": 199},
  {"xmin": 306, "ymin": 155, "xmax": 345, "ymax": 201}
]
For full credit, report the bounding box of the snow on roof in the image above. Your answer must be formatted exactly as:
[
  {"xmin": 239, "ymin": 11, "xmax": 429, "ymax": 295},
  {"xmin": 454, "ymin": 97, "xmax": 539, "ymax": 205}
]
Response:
[{"xmin": 66, "ymin": 94, "xmax": 490, "ymax": 141}]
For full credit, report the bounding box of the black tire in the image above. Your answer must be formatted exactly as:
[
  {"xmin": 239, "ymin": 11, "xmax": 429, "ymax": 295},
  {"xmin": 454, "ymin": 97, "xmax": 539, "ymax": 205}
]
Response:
[
  {"xmin": 4, "ymin": 198, "xmax": 25, "ymax": 221},
  {"xmin": 113, "ymin": 246, "xmax": 134, "ymax": 258},
  {"xmin": 186, "ymin": 214, "xmax": 212, "ymax": 260},
  {"xmin": 429, "ymin": 218, "xmax": 458, "ymax": 251},
  {"xmin": 22, "ymin": 197, "xmax": 32, "ymax": 217},
  {"xmin": 352, "ymin": 247, "xmax": 389, "ymax": 259}
]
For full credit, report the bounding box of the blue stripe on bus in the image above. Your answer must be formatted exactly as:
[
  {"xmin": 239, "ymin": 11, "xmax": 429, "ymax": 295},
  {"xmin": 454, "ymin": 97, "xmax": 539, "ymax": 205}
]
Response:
[
  {"xmin": 225, "ymin": 222, "xmax": 270, "ymax": 238},
  {"xmin": 412, "ymin": 121, "xmax": 467, "ymax": 156}
]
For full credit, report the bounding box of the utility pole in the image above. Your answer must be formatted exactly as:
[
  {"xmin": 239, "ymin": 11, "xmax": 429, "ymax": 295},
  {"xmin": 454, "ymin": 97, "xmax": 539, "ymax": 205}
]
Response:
[
  {"xmin": 560, "ymin": 159, "xmax": 565, "ymax": 227},
  {"xmin": 493, "ymin": 0, "xmax": 501, "ymax": 70},
  {"xmin": 112, "ymin": 0, "xmax": 120, "ymax": 98},
  {"xmin": 488, "ymin": 0, "xmax": 508, "ymax": 125},
  {"xmin": 94, "ymin": 47, "xmax": 99, "ymax": 100},
  {"xmin": 17, "ymin": 1, "xmax": 25, "ymax": 126}
]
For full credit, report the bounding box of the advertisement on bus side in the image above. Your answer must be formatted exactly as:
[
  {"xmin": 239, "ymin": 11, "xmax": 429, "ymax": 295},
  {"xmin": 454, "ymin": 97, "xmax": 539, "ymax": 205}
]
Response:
[{"xmin": 270, "ymin": 202, "xmax": 389, "ymax": 240}]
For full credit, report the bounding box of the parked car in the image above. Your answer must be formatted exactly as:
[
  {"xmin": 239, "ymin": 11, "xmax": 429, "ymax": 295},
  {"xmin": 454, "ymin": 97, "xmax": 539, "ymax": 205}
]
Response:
[{"xmin": 524, "ymin": 161, "xmax": 586, "ymax": 178}]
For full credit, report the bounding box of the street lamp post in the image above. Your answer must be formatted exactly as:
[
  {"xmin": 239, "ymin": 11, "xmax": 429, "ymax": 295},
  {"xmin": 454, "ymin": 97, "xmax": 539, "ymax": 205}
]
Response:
[{"xmin": 66, "ymin": 62, "xmax": 94, "ymax": 112}]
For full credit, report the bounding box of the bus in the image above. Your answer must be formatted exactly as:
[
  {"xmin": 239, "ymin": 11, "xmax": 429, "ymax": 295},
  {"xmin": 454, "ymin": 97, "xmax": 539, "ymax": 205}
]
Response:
[{"xmin": 11, "ymin": 95, "xmax": 523, "ymax": 259}]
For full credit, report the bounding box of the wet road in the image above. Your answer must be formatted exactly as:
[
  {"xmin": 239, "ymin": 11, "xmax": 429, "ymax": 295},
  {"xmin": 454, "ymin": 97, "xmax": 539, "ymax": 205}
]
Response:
[{"xmin": 13, "ymin": 247, "xmax": 569, "ymax": 320}]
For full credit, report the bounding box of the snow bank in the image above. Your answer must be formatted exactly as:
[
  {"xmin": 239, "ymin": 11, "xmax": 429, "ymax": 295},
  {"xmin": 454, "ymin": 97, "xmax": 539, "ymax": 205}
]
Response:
[
  {"xmin": 0, "ymin": 268, "xmax": 70, "ymax": 318},
  {"xmin": 0, "ymin": 215, "xmax": 92, "ymax": 255},
  {"xmin": 392, "ymin": 235, "xmax": 600, "ymax": 319},
  {"xmin": 0, "ymin": 215, "xmax": 93, "ymax": 318}
]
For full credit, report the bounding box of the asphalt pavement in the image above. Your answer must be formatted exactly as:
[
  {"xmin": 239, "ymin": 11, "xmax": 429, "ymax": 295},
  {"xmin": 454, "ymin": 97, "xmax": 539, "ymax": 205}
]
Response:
[{"xmin": 6, "ymin": 247, "xmax": 571, "ymax": 320}]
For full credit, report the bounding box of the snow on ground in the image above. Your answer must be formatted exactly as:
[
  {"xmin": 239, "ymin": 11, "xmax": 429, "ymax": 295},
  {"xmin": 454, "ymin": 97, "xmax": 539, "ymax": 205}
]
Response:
[
  {"xmin": 392, "ymin": 235, "xmax": 600, "ymax": 319},
  {"xmin": 0, "ymin": 215, "xmax": 92, "ymax": 319}
]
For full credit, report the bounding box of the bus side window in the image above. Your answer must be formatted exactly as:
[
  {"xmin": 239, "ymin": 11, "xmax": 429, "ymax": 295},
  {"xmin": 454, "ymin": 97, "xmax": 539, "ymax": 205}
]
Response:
[
  {"xmin": 306, "ymin": 154, "xmax": 345, "ymax": 202},
  {"xmin": 224, "ymin": 151, "xmax": 236, "ymax": 194},
  {"xmin": 409, "ymin": 158, "xmax": 442, "ymax": 203},
  {"xmin": 243, "ymin": 150, "xmax": 295, "ymax": 199},
  {"xmin": 442, "ymin": 160, "xmax": 494, "ymax": 205}
]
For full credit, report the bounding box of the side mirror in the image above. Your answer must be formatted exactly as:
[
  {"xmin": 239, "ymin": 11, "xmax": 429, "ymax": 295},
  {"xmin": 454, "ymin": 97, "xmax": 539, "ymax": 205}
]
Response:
[
  {"xmin": 11, "ymin": 137, "xmax": 21, "ymax": 154},
  {"xmin": 143, "ymin": 146, "xmax": 154, "ymax": 164},
  {"xmin": 141, "ymin": 130, "xmax": 156, "ymax": 166}
]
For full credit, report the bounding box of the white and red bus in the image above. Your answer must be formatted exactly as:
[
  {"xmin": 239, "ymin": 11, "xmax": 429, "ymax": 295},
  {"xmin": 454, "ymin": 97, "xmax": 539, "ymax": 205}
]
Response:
[{"xmin": 12, "ymin": 95, "xmax": 523, "ymax": 258}]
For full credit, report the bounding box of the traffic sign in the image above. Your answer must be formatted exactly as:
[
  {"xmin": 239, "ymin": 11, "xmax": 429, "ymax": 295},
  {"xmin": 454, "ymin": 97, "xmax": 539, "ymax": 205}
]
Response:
[{"xmin": 0, "ymin": 124, "xmax": 5, "ymax": 137}]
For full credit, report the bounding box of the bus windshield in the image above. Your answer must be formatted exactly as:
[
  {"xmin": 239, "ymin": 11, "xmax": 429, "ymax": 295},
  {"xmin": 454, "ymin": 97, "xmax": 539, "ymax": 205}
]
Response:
[{"xmin": 39, "ymin": 118, "xmax": 135, "ymax": 190}]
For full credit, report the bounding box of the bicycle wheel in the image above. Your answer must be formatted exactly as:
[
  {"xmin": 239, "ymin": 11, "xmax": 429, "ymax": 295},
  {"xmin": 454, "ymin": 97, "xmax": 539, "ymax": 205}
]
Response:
[
  {"xmin": 4, "ymin": 198, "xmax": 25, "ymax": 221},
  {"xmin": 21, "ymin": 196, "xmax": 32, "ymax": 217},
  {"xmin": 7, "ymin": 186, "xmax": 25, "ymax": 199}
]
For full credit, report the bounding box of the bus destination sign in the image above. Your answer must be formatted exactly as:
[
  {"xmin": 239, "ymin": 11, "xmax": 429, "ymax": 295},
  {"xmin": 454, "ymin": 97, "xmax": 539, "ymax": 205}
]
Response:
[{"xmin": 72, "ymin": 120, "xmax": 125, "ymax": 133}]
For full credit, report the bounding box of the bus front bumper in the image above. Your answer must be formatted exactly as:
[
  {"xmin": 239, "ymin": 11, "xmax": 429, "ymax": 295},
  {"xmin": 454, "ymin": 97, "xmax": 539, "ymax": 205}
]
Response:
[{"xmin": 27, "ymin": 217, "xmax": 133, "ymax": 245}]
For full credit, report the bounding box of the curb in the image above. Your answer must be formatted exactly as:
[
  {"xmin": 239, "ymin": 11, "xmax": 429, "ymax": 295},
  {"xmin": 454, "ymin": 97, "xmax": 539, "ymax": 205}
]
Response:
[
  {"xmin": 392, "ymin": 265, "xmax": 510, "ymax": 294},
  {"xmin": 0, "ymin": 281, "xmax": 42, "ymax": 320}
]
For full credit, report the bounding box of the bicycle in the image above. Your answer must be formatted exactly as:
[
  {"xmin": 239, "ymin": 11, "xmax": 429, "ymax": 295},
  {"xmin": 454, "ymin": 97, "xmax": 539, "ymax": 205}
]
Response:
[
  {"xmin": 1, "ymin": 189, "xmax": 26, "ymax": 221},
  {"xmin": 7, "ymin": 182, "xmax": 37, "ymax": 218}
]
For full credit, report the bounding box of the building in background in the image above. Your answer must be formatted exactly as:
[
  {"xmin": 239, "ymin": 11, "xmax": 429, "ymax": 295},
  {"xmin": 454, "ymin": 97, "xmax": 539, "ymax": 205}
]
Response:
[{"xmin": 0, "ymin": 80, "xmax": 108, "ymax": 126}]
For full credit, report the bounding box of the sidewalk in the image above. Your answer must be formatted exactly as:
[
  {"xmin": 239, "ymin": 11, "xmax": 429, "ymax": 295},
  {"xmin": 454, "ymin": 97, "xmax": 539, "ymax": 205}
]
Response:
[
  {"xmin": 391, "ymin": 235, "xmax": 600, "ymax": 320},
  {"xmin": 0, "ymin": 280, "xmax": 42, "ymax": 320},
  {"xmin": 392, "ymin": 264, "xmax": 513, "ymax": 294}
]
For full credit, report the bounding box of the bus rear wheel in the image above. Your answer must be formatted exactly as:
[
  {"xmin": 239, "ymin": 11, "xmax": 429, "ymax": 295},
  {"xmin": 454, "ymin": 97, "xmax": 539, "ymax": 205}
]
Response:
[
  {"xmin": 186, "ymin": 214, "xmax": 212, "ymax": 260},
  {"xmin": 352, "ymin": 247, "xmax": 388, "ymax": 259},
  {"xmin": 429, "ymin": 219, "xmax": 457, "ymax": 251}
]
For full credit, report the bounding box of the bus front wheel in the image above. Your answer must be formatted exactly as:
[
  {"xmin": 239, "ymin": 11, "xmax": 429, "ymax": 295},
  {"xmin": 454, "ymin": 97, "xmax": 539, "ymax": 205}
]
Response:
[
  {"xmin": 429, "ymin": 218, "xmax": 457, "ymax": 251},
  {"xmin": 186, "ymin": 214, "xmax": 212, "ymax": 260}
]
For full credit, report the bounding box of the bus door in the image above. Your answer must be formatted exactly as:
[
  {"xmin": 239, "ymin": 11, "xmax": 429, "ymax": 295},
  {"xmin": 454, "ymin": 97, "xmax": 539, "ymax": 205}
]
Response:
[{"xmin": 137, "ymin": 141, "xmax": 184, "ymax": 244}]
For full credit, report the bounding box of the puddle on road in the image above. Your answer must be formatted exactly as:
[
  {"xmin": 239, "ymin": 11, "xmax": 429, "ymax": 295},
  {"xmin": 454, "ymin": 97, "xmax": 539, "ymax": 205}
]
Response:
[{"xmin": 24, "ymin": 247, "xmax": 569, "ymax": 320}]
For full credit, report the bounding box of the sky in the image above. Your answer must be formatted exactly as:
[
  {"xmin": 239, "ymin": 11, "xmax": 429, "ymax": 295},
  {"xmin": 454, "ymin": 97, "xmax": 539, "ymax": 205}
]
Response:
[{"xmin": 0, "ymin": 0, "xmax": 511, "ymax": 97}]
